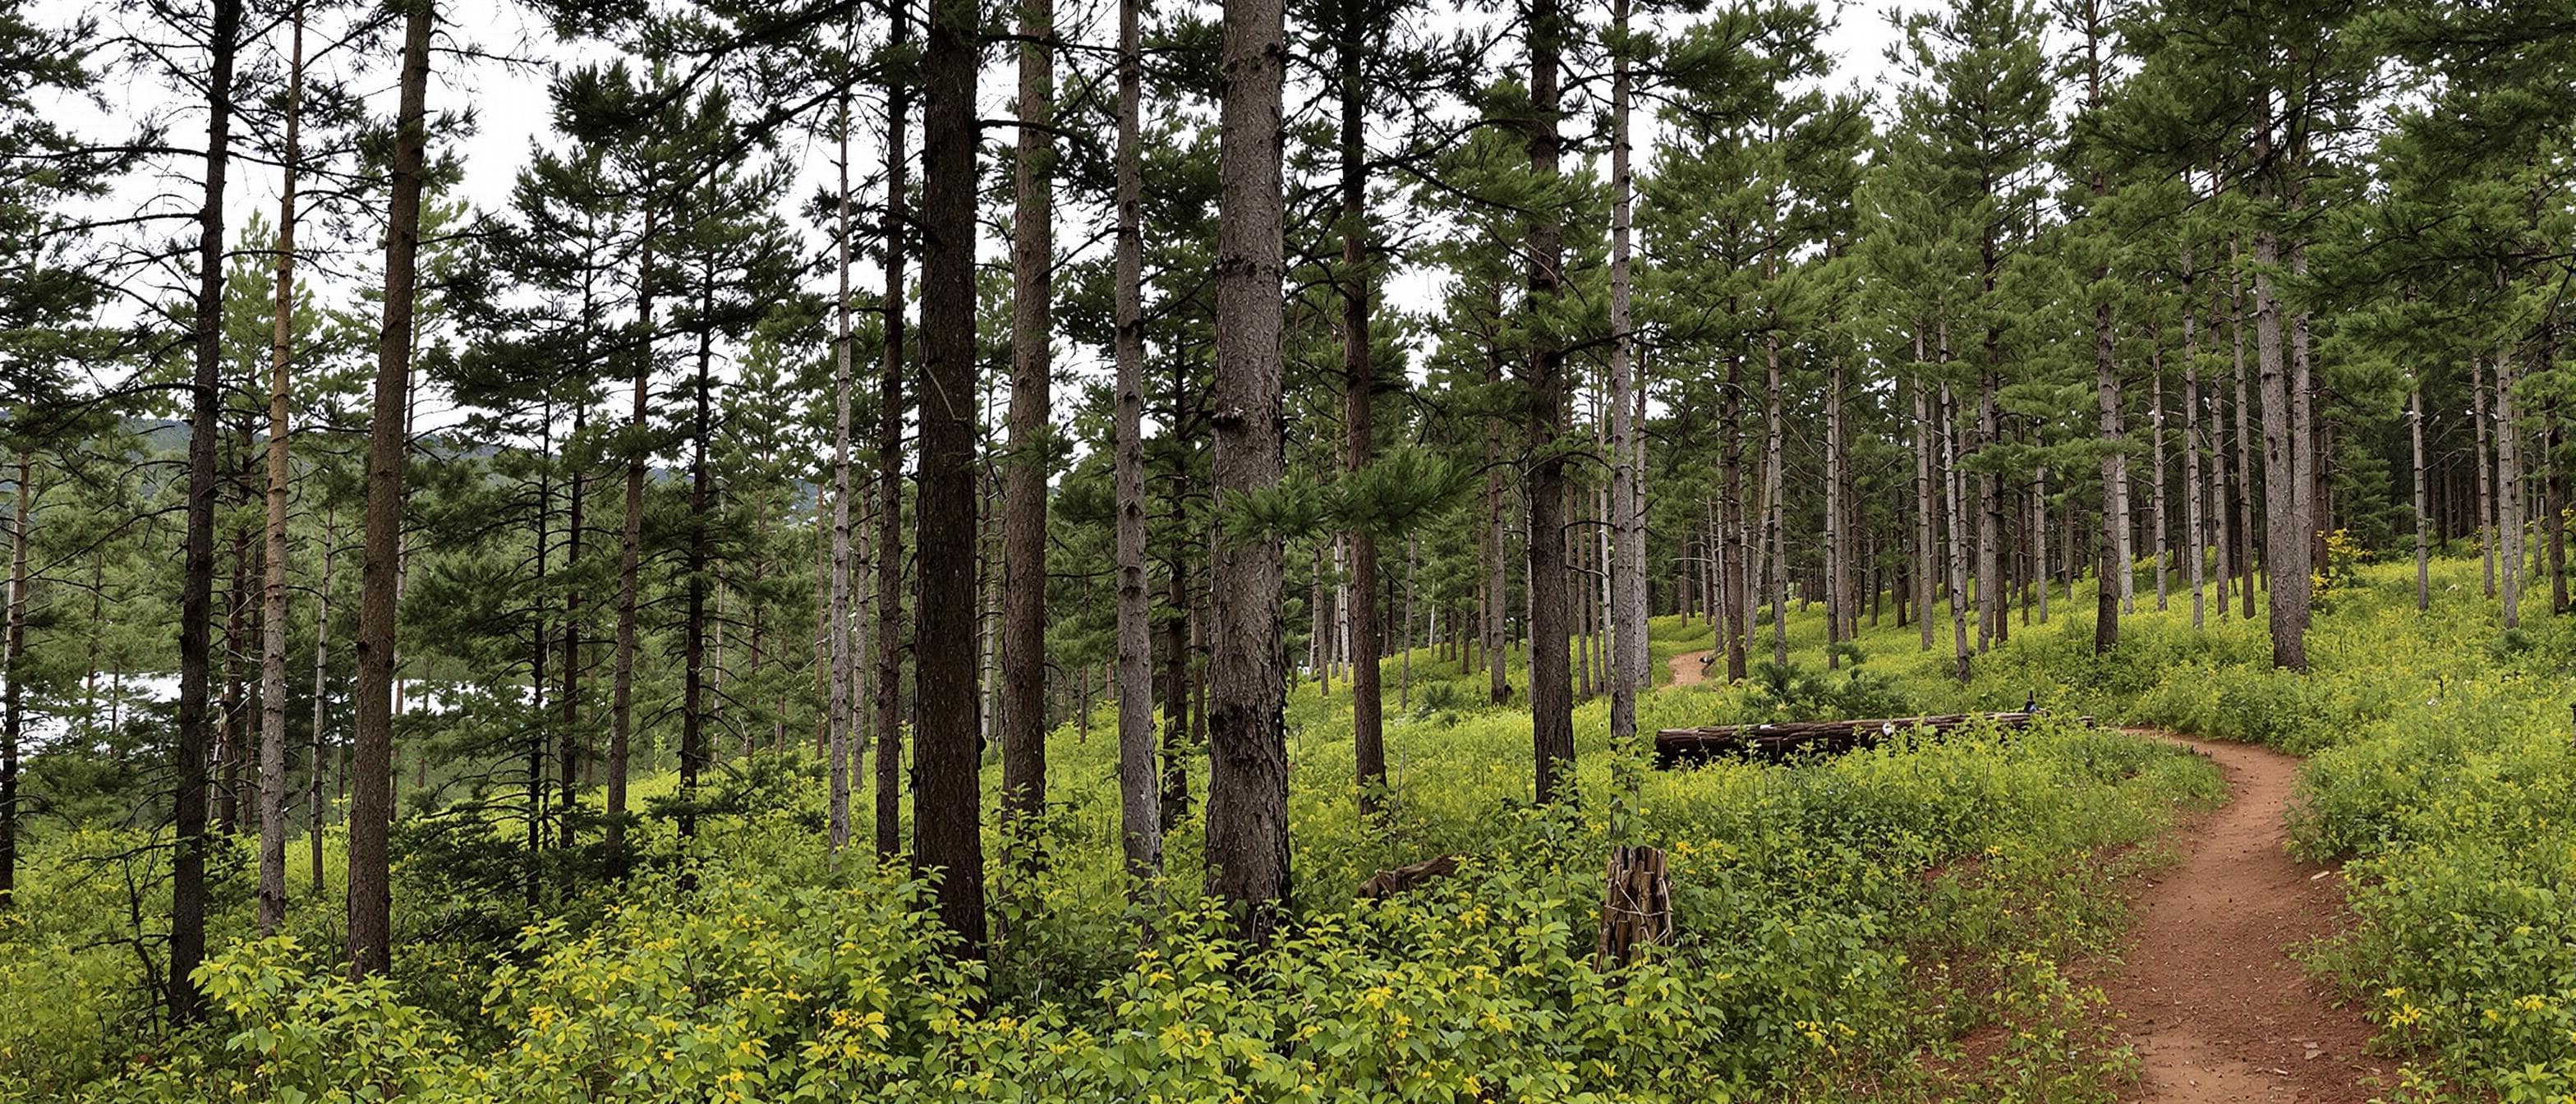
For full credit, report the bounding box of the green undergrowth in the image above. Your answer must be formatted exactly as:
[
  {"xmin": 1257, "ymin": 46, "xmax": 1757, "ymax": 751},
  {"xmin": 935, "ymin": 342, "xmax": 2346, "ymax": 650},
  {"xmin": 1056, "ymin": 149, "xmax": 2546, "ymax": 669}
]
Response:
[
  {"xmin": 1818, "ymin": 554, "xmax": 2576, "ymax": 1102},
  {"xmin": 3, "ymin": 600, "xmax": 2232, "ymax": 1102}
]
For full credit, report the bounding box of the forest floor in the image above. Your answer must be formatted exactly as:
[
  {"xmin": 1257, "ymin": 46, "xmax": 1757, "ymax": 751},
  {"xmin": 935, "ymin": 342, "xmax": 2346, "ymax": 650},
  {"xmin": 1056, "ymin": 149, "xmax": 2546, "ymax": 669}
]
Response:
[{"xmin": 2109, "ymin": 731, "xmax": 2386, "ymax": 1103}]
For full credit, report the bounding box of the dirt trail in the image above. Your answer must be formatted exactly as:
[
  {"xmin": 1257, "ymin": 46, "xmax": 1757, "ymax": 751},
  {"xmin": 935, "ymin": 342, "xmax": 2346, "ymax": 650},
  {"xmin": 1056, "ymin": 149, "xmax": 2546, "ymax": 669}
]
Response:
[
  {"xmin": 1668, "ymin": 649, "xmax": 1711, "ymax": 687},
  {"xmin": 2111, "ymin": 731, "xmax": 2385, "ymax": 1103}
]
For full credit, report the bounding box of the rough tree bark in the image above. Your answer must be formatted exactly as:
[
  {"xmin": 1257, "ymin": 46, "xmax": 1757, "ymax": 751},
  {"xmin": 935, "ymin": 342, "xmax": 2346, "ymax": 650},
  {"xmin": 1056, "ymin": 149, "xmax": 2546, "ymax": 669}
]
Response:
[
  {"xmin": 918, "ymin": 0, "xmax": 987, "ymax": 951},
  {"xmin": 875, "ymin": 21, "xmax": 910, "ymax": 860},
  {"xmin": 170, "ymin": 0, "xmax": 241, "ymax": 1022},
  {"xmin": 1606, "ymin": 0, "xmax": 1646, "ymax": 806},
  {"xmin": 1206, "ymin": 0, "xmax": 1291, "ymax": 940},
  {"xmin": 2252, "ymin": 221, "xmax": 2309, "ymax": 669},
  {"xmin": 608, "ymin": 208, "xmax": 651, "ymax": 862},
  {"xmin": 1522, "ymin": 0, "xmax": 1574, "ymax": 805},
  {"xmin": 255, "ymin": 3, "xmax": 305, "ymax": 936},
  {"xmin": 827, "ymin": 103, "xmax": 855, "ymax": 853},
  {"xmin": 1000, "ymin": 0, "xmax": 1055, "ymax": 827},
  {"xmin": 1336, "ymin": 0, "xmax": 1385, "ymax": 817},
  {"xmin": 1111, "ymin": 0, "xmax": 1160, "ymax": 883},
  {"xmin": 350, "ymin": 0, "xmax": 434, "ymax": 980}
]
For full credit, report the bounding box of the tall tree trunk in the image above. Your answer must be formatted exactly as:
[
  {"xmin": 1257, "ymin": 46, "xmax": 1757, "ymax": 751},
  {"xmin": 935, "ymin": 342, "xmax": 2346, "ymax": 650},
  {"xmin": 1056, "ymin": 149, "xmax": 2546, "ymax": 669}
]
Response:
[
  {"xmin": 2549, "ymin": 422, "xmax": 2567, "ymax": 616},
  {"xmin": 918, "ymin": 0, "xmax": 987, "ymax": 950},
  {"xmin": 1522, "ymin": 0, "xmax": 1573, "ymax": 805},
  {"xmin": 1206, "ymin": 0, "xmax": 1291, "ymax": 940},
  {"xmin": 1825, "ymin": 347, "xmax": 1847, "ymax": 651},
  {"xmin": 1978, "ymin": 373, "xmax": 2001, "ymax": 651},
  {"xmin": 310, "ymin": 504, "xmax": 332, "ymax": 897},
  {"xmin": 1483, "ymin": 325, "xmax": 1510, "ymax": 704},
  {"xmin": 223, "ymin": 522, "xmax": 249, "ymax": 837},
  {"xmin": 2184, "ymin": 274, "xmax": 2206, "ymax": 628},
  {"xmin": 2412, "ymin": 382, "xmax": 2429, "ymax": 611},
  {"xmin": 1606, "ymin": 0, "xmax": 1644, "ymax": 807},
  {"xmin": 1942, "ymin": 380, "xmax": 1971, "ymax": 683},
  {"xmin": 609, "ymin": 209, "xmax": 651, "ymax": 862},
  {"xmin": 2031, "ymin": 466, "xmax": 2049, "ymax": 623},
  {"xmin": 350, "ymin": 0, "xmax": 432, "ymax": 980},
  {"xmin": 1721, "ymin": 353, "xmax": 1746, "ymax": 681},
  {"xmin": 1401, "ymin": 538, "xmax": 1417, "ymax": 711},
  {"xmin": 2207, "ymin": 286, "xmax": 2230, "ymax": 618},
  {"xmin": 678, "ymin": 242, "xmax": 716, "ymax": 852},
  {"xmin": 255, "ymin": 5, "xmax": 305, "ymax": 936},
  {"xmin": 560, "ymin": 410, "xmax": 583, "ymax": 842},
  {"xmin": 1000, "ymin": 0, "xmax": 1055, "ymax": 827},
  {"xmin": 2497, "ymin": 351, "xmax": 2523, "ymax": 631},
  {"xmin": 1, "ymin": 457, "xmax": 26, "ymax": 913},
  {"xmin": 2094, "ymin": 295, "xmax": 2122, "ymax": 655},
  {"xmin": 2474, "ymin": 356, "xmax": 2496, "ymax": 598},
  {"xmin": 875, "ymin": 27, "xmax": 911, "ymax": 860},
  {"xmin": 1111, "ymin": 0, "xmax": 1160, "ymax": 881},
  {"xmin": 2231, "ymin": 251, "xmax": 2256, "ymax": 620},
  {"xmin": 1911, "ymin": 353, "xmax": 1936, "ymax": 651},
  {"xmin": 2253, "ymin": 224, "xmax": 2308, "ymax": 669},
  {"xmin": 827, "ymin": 103, "xmax": 857, "ymax": 853},
  {"xmin": 1764, "ymin": 328, "xmax": 1787, "ymax": 669},
  {"xmin": 2150, "ymin": 340, "xmax": 2169, "ymax": 610},
  {"xmin": 1336, "ymin": 3, "xmax": 1385, "ymax": 816}
]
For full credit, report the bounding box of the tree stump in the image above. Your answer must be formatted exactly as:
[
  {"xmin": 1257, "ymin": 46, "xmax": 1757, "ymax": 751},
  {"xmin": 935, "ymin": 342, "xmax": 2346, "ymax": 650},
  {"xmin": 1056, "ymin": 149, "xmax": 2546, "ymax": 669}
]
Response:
[{"xmin": 1596, "ymin": 844, "xmax": 1672, "ymax": 969}]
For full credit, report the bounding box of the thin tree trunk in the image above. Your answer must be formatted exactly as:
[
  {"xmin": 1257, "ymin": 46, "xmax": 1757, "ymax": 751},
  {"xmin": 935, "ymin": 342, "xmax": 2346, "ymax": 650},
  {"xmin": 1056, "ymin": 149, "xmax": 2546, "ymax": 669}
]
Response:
[
  {"xmin": 1721, "ymin": 354, "xmax": 1746, "ymax": 681},
  {"xmin": 1764, "ymin": 326, "xmax": 1787, "ymax": 669},
  {"xmin": 1206, "ymin": 0, "xmax": 1290, "ymax": 940},
  {"xmin": 1401, "ymin": 538, "xmax": 1417, "ymax": 712},
  {"xmin": 2412, "ymin": 382, "xmax": 2429, "ymax": 611},
  {"xmin": 2475, "ymin": 356, "xmax": 2495, "ymax": 598},
  {"xmin": 826, "ymin": 102, "xmax": 856, "ymax": 853},
  {"xmin": 1336, "ymin": 7, "xmax": 1383, "ymax": 816},
  {"xmin": 310, "ymin": 504, "xmax": 331, "ymax": 897},
  {"xmin": 1607, "ymin": 0, "xmax": 1644, "ymax": 804},
  {"xmin": 2150, "ymin": 338, "xmax": 2169, "ymax": 610},
  {"xmin": 1102, "ymin": 0, "xmax": 1153, "ymax": 880},
  {"xmin": 678, "ymin": 248, "xmax": 716, "ymax": 853},
  {"xmin": 255, "ymin": 5, "xmax": 305, "ymax": 935},
  {"xmin": 1942, "ymin": 380, "xmax": 1971, "ymax": 683},
  {"xmin": 2095, "ymin": 292, "xmax": 2122, "ymax": 654},
  {"xmin": 1, "ymin": 457, "xmax": 26, "ymax": 912},
  {"xmin": 2031, "ymin": 466, "xmax": 2049, "ymax": 624},
  {"xmin": 608, "ymin": 209, "xmax": 651, "ymax": 862},
  {"xmin": 1484, "ymin": 325, "xmax": 1509, "ymax": 704},
  {"xmin": 875, "ymin": 26, "xmax": 910, "ymax": 860},
  {"xmin": 2231, "ymin": 250, "xmax": 2256, "ymax": 620},
  {"xmin": 2185, "ymin": 278, "xmax": 2206, "ymax": 628},
  {"xmin": 561, "ymin": 410, "xmax": 583, "ymax": 844},
  {"xmin": 1824, "ymin": 341, "xmax": 1846, "ymax": 658},
  {"xmin": 1911, "ymin": 356, "xmax": 1935, "ymax": 651},
  {"xmin": 2497, "ymin": 351, "xmax": 2523, "ymax": 631},
  {"xmin": 1000, "ymin": 0, "xmax": 1055, "ymax": 827},
  {"xmin": 349, "ymin": 0, "xmax": 432, "ymax": 981}
]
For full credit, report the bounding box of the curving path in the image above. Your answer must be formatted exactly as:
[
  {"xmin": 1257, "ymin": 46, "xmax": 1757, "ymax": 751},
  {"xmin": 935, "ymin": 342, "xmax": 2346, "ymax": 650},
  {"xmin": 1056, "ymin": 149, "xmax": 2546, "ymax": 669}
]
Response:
[{"xmin": 2111, "ymin": 731, "xmax": 2386, "ymax": 1103}]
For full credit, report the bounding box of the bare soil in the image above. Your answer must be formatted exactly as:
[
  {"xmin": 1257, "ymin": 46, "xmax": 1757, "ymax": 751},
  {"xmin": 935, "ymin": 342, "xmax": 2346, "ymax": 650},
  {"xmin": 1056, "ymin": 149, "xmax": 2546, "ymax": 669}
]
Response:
[
  {"xmin": 1668, "ymin": 649, "xmax": 1711, "ymax": 687},
  {"xmin": 2110, "ymin": 731, "xmax": 2386, "ymax": 1103}
]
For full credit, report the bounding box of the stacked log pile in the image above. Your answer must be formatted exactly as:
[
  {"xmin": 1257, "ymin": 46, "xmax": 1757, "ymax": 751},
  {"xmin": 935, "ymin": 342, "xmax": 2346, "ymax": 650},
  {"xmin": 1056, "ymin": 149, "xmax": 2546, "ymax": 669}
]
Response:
[{"xmin": 1652, "ymin": 711, "xmax": 2052, "ymax": 768}]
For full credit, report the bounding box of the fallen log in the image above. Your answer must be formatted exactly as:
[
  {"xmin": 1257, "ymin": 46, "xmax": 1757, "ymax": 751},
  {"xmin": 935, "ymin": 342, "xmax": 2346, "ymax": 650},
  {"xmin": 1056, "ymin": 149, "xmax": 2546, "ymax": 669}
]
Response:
[
  {"xmin": 1357, "ymin": 853, "xmax": 1465, "ymax": 899},
  {"xmin": 1653, "ymin": 711, "xmax": 2053, "ymax": 768}
]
